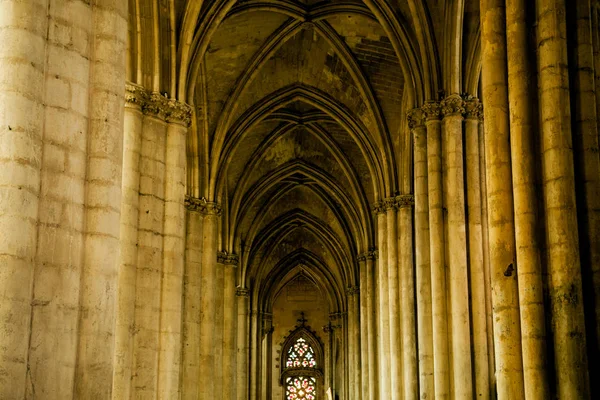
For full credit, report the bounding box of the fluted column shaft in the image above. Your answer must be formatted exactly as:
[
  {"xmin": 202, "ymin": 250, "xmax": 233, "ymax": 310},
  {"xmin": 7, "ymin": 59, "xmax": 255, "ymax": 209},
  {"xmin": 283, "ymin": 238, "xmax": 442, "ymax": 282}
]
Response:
[
  {"xmin": 359, "ymin": 256, "xmax": 370, "ymax": 400},
  {"xmin": 441, "ymin": 95, "xmax": 473, "ymax": 400},
  {"xmin": 223, "ymin": 260, "xmax": 238, "ymax": 400},
  {"xmin": 423, "ymin": 102, "xmax": 450, "ymax": 400},
  {"xmin": 464, "ymin": 101, "xmax": 490, "ymax": 399},
  {"xmin": 74, "ymin": 1, "xmax": 127, "ymax": 397},
  {"xmin": 236, "ymin": 288, "xmax": 250, "ymax": 400},
  {"xmin": 399, "ymin": 197, "xmax": 417, "ymax": 400},
  {"xmin": 505, "ymin": 1, "xmax": 550, "ymax": 398},
  {"xmin": 0, "ymin": 2, "xmax": 48, "ymax": 396},
  {"xmin": 410, "ymin": 112, "xmax": 434, "ymax": 399},
  {"xmin": 158, "ymin": 112, "xmax": 190, "ymax": 399},
  {"xmin": 386, "ymin": 203, "xmax": 402, "ymax": 400},
  {"xmin": 536, "ymin": 0, "xmax": 591, "ymax": 397},
  {"xmin": 366, "ymin": 254, "xmax": 378, "ymax": 400},
  {"xmin": 480, "ymin": 1, "xmax": 525, "ymax": 398},
  {"xmin": 113, "ymin": 87, "xmax": 144, "ymax": 399},
  {"xmin": 199, "ymin": 206, "xmax": 220, "ymax": 399},
  {"xmin": 569, "ymin": 0, "xmax": 600, "ymax": 392},
  {"xmin": 375, "ymin": 210, "xmax": 390, "ymax": 399},
  {"xmin": 181, "ymin": 209, "xmax": 203, "ymax": 400}
]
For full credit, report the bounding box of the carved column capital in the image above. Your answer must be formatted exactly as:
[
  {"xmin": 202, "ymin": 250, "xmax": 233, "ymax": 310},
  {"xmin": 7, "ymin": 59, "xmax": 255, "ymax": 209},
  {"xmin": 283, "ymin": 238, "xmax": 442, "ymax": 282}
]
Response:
[
  {"xmin": 236, "ymin": 287, "xmax": 250, "ymax": 297},
  {"xmin": 395, "ymin": 194, "xmax": 415, "ymax": 208},
  {"xmin": 372, "ymin": 201, "xmax": 387, "ymax": 215},
  {"xmin": 217, "ymin": 251, "xmax": 239, "ymax": 266},
  {"xmin": 421, "ymin": 101, "xmax": 442, "ymax": 121},
  {"xmin": 464, "ymin": 96, "xmax": 483, "ymax": 121},
  {"xmin": 441, "ymin": 93, "xmax": 466, "ymax": 117},
  {"xmin": 346, "ymin": 286, "xmax": 360, "ymax": 296},
  {"xmin": 165, "ymin": 99, "xmax": 193, "ymax": 126},
  {"xmin": 125, "ymin": 82, "xmax": 146, "ymax": 109},
  {"xmin": 407, "ymin": 107, "xmax": 426, "ymax": 129},
  {"xmin": 184, "ymin": 195, "xmax": 222, "ymax": 215}
]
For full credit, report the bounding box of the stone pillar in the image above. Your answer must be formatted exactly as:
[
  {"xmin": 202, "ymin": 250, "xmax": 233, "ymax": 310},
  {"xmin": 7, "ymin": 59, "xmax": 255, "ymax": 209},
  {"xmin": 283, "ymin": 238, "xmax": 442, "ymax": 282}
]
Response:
[
  {"xmin": 74, "ymin": 1, "xmax": 127, "ymax": 397},
  {"xmin": 398, "ymin": 195, "xmax": 417, "ymax": 400},
  {"xmin": 536, "ymin": 0, "xmax": 591, "ymax": 397},
  {"xmin": 505, "ymin": 1, "xmax": 550, "ymax": 398},
  {"xmin": 236, "ymin": 287, "xmax": 250, "ymax": 400},
  {"xmin": 421, "ymin": 101, "xmax": 450, "ymax": 400},
  {"xmin": 181, "ymin": 206, "xmax": 203, "ymax": 399},
  {"xmin": 113, "ymin": 83, "xmax": 144, "ymax": 399},
  {"xmin": 130, "ymin": 96, "xmax": 168, "ymax": 400},
  {"xmin": 365, "ymin": 252, "xmax": 378, "ymax": 400},
  {"xmin": 0, "ymin": 1, "xmax": 48, "ymax": 396},
  {"xmin": 409, "ymin": 109, "xmax": 434, "ymax": 400},
  {"xmin": 222, "ymin": 255, "xmax": 238, "ymax": 400},
  {"xmin": 480, "ymin": 1, "xmax": 525, "ymax": 398},
  {"xmin": 348, "ymin": 285, "xmax": 361, "ymax": 399},
  {"xmin": 374, "ymin": 206, "xmax": 390, "ymax": 399},
  {"xmin": 347, "ymin": 289, "xmax": 356, "ymax": 398},
  {"xmin": 441, "ymin": 94, "xmax": 473, "ymax": 400},
  {"xmin": 385, "ymin": 200, "xmax": 401, "ymax": 400},
  {"xmin": 358, "ymin": 255, "xmax": 370, "ymax": 400},
  {"xmin": 464, "ymin": 98, "xmax": 490, "ymax": 399},
  {"xmin": 195, "ymin": 199, "xmax": 221, "ymax": 399},
  {"xmin": 214, "ymin": 256, "xmax": 225, "ymax": 398},
  {"xmin": 569, "ymin": 0, "xmax": 600, "ymax": 391},
  {"xmin": 158, "ymin": 102, "xmax": 191, "ymax": 400}
]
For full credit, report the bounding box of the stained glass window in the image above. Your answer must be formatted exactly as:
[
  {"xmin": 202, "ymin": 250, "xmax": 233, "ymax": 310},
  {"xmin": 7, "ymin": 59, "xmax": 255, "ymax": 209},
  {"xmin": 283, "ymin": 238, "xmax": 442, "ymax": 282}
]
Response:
[
  {"xmin": 285, "ymin": 337, "xmax": 317, "ymax": 368},
  {"xmin": 285, "ymin": 376, "xmax": 316, "ymax": 400}
]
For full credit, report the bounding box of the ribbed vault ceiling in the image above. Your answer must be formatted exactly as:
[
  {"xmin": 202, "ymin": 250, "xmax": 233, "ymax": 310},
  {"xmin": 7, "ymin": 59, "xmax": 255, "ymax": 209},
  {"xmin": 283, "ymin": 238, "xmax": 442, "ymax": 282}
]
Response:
[{"xmin": 191, "ymin": 0, "xmax": 408, "ymax": 308}]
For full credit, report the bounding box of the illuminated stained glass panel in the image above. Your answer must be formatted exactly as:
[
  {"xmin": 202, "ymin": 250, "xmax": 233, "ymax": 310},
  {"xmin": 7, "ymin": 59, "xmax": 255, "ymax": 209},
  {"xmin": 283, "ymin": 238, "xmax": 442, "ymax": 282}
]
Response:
[
  {"xmin": 285, "ymin": 337, "xmax": 317, "ymax": 368},
  {"xmin": 285, "ymin": 376, "xmax": 316, "ymax": 400}
]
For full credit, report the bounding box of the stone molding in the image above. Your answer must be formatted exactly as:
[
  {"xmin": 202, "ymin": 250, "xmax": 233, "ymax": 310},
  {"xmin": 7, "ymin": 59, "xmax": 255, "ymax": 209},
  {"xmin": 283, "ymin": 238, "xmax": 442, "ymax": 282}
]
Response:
[
  {"xmin": 217, "ymin": 251, "xmax": 239, "ymax": 266},
  {"xmin": 421, "ymin": 101, "xmax": 442, "ymax": 121},
  {"xmin": 236, "ymin": 287, "xmax": 250, "ymax": 297},
  {"xmin": 124, "ymin": 82, "xmax": 192, "ymax": 126},
  {"xmin": 356, "ymin": 249, "xmax": 378, "ymax": 262},
  {"xmin": 407, "ymin": 107, "xmax": 426, "ymax": 129},
  {"xmin": 184, "ymin": 195, "xmax": 222, "ymax": 215},
  {"xmin": 373, "ymin": 195, "xmax": 415, "ymax": 213},
  {"xmin": 441, "ymin": 93, "xmax": 466, "ymax": 116},
  {"xmin": 346, "ymin": 286, "xmax": 360, "ymax": 296}
]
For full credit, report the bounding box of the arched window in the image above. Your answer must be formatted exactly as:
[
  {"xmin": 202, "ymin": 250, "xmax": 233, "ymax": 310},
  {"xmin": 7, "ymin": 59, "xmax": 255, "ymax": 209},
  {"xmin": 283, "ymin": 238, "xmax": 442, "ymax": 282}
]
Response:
[{"xmin": 281, "ymin": 318, "xmax": 323, "ymax": 400}]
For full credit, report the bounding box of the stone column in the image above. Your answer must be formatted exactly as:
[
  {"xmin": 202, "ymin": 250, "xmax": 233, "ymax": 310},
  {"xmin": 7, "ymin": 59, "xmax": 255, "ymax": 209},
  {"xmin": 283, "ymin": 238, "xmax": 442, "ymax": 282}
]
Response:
[
  {"xmin": 214, "ymin": 256, "xmax": 225, "ymax": 398},
  {"xmin": 441, "ymin": 94, "xmax": 473, "ymax": 400},
  {"xmin": 358, "ymin": 255, "xmax": 370, "ymax": 400},
  {"xmin": 410, "ymin": 109, "xmax": 434, "ymax": 399},
  {"xmin": 536, "ymin": 0, "xmax": 591, "ymax": 397},
  {"xmin": 158, "ymin": 102, "xmax": 191, "ymax": 400},
  {"xmin": 236, "ymin": 287, "xmax": 250, "ymax": 400},
  {"xmin": 74, "ymin": 1, "xmax": 127, "ymax": 397},
  {"xmin": 347, "ymin": 289, "xmax": 356, "ymax": 397},
  {"xmin": 222, "ymin": 255, "xmax": 238, "ymax": 400},
  {"xmin": 0, "ymin": 1, "xmax": 47, "ymax": 396},
  {"xmin": 348, "ymin": 286, "xmax": 361, "ymax": 399},
  {"xmin": 505, "ymin": 1, "xmax": 550, "ymax": 398},
  {"xmin": 374, "ymin": 206, "xmax": 390, "ymax": 399},
  {"xmin": 398, "ymin": 195, "xmax": 417, "ymax": 400},
  {"xmin": 181, "ymin": 206, "xmax": 203, "ymax": 399},
  {"xmin": 421, "ymin": 101, "xmax": 450, "ymax": 400},
  {"xmin": 569, "ymin": 0, "xmax": 600, "ymax": 390},
  {"xmin": 480, "ymin": 1, "xmax": 525, "ymax": 398},
  {"xmin": 113, "ymin": 83, "xmax": 144, "ymax": 399},
  {"xmin": 130, "ymin": 96, "xmax": 168, "ymax": 400},
  {"xmin": 385, "ymin": 200, "xmax": 402, "ymax": 400},
  {"xmin": 365, "ymin": 252, "xmax": 378, "ymax": 400},
  {"xmin": 196, "ymin": 199, "xmax": 221, "ymax": 399},
  {"xmin": 464, "ymin": 98, "xmax": 490, "ymax": 399}
]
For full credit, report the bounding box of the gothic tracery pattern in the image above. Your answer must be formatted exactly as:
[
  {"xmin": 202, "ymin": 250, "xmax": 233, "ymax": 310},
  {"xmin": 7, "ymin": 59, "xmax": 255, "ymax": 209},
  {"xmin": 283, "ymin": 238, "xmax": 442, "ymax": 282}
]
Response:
[
  {"xmin": 286, "ymin": 337, "xmax": 317, "ymax": 368},
  {"xmin": 285, "ymin": 376, "xmax": 316, "ymax": 400}
]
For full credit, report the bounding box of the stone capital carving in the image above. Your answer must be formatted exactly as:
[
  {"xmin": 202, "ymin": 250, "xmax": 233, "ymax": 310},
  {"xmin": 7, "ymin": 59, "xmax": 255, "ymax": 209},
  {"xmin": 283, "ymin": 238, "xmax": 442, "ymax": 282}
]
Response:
[
  {"xmin": 143, "ymin": 92, "xmax": 170, "ymax": 120},
  {"xmin": 372, "ymin": 201, "xmax": 387, "ymax": 215},
  {"xmin": 407, "ymin": 107, "xmax": 425, "ymax": 129},
  {"xmin": 236, "ymin": 287, "xmax": 250, "ymax": 297},
  {"xmin": 124, "ymin": 83, "xmax": 193, "ymax": 126},
  {"xmin": 441, "ymin": 94, "xmax": 466, "ymax": 117},
  {"xmin": 184, "ymin": 195, "xmax": 222, "ymax": 215},
  {"xmin": 421, "ymin": 101, "xmax": 442, "ymax": 121},
  {"xmin": 346, "ymin": 286, "xmax": 360, "ymax": 296},
  {"xmin": 166, "ymin": 99, "xmax": 193, "ymax": 126},
  {"xmin": 464, "ymin": 96, "xmax": 483, "ymax": 121},
  {"xmin": 395, "ymin": 194, "xmax": 415, "ymax": 208},
  {"xmin": 384, "ymin": 197, "xmax": 399, "ymax": 211},
  {"xmin": 217, "ymin": 251, "xmax": 239, "ymax": 266},
  {"xmin": 125, "ymin": 82, "xmax": 146, "ymax": 109}
]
